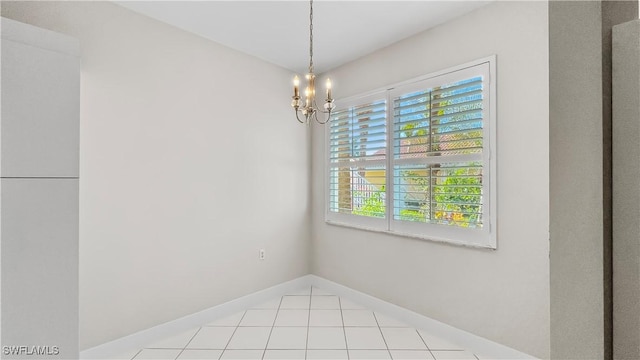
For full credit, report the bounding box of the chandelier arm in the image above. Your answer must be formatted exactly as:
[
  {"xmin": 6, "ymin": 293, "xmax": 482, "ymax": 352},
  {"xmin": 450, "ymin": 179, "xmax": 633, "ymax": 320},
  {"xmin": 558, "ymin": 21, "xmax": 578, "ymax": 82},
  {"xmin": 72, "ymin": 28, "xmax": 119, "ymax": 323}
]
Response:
[
  {"xmin": 309, "ymin": 97, "xmax": 332, "ymax": 124},
  {"xmin": 294, "ymin": 109, "xmax": 306, "ymax": 124},
  {"xmin": 314, "ymin": 109, "xmax": 331, "ymax": 125}
]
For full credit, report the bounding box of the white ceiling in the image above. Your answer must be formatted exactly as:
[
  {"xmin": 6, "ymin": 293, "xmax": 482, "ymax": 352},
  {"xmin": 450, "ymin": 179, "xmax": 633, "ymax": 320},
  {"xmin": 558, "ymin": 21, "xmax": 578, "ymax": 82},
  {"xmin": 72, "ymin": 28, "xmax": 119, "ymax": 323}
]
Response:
[{"xmin": 116, "ymin": 1, "xmax": 491, "ymax": 74}]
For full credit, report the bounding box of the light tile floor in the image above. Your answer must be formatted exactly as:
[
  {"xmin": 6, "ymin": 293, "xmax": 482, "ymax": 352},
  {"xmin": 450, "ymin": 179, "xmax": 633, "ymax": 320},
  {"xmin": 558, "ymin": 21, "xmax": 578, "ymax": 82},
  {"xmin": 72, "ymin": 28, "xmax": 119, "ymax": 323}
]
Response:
[{"xmin": 119, "ymin": 287, "xmax": 481, "ymax": 360}]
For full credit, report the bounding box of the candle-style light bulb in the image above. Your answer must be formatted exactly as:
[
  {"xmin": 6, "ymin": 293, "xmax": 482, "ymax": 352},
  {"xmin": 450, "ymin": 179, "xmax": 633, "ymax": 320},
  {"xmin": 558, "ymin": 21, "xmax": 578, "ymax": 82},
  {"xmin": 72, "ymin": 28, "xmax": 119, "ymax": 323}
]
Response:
[
  {"xmin": 326, "ymin": 78, "xmax": 332, "ymax": 99},
  {"xmin": 293, "ymin": 75, "xmax": 300, "ymax": 98}
]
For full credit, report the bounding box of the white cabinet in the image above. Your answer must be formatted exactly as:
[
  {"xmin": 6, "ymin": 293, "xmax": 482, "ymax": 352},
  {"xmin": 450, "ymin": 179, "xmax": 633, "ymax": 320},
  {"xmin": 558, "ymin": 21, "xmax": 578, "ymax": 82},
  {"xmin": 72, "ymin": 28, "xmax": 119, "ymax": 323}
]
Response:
[{"xmin": 1, "ymin": 17, "xmax": 80, "ymax": 359}]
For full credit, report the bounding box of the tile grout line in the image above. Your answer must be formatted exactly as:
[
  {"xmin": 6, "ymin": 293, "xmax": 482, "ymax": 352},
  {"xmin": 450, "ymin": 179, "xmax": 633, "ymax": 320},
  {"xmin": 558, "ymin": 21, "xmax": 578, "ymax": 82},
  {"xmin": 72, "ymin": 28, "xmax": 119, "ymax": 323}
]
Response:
[
  {"xmin": 129, "ymin": 348, "xmax": 143, "ymax": 360},
  {"xmin": 189, "ymin": 325, "xmax": 416, "ymax": 328},
  {"xmin": 372, "ymin": 312, "xmax": 394, "ymax": 359},
  {"xmin": 218, "ymin": 310, "xmax": 248, "ymax": 360},
  {"xmin": 305, "ymin": 287, "xmax": 313, "ymax": 360},
  {"xmin": 338, "ymin": 296, "xmax": 351, "ymax": 360},
  {"xmin": 260, "ymin": 296, "xmax": 284, "ymax": 360},
  {"xmin": 196, "ymin": 325, "xmax": 390, "ymax": 328},
  {"xmin": 416, "ymin": 329, "xmax": 437, "ymax": 360},
  {"xmin": 174, "ymin": 326, "xmax": 203, "ymax": 360}
]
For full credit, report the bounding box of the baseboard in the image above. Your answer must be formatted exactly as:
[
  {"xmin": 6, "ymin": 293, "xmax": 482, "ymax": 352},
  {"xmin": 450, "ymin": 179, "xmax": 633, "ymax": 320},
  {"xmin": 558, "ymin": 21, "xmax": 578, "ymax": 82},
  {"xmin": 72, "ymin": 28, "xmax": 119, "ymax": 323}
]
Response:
[
  {"xmin": 80, "ymin": 275, "xmax": 314, "ymax": 359},
  {"xmin": 308, "ymin": 275, "xmax": 537, "ymax": 360},
  {"xmin": 81, "ymin": 274, "xmax": 536, "ymax": 360}
]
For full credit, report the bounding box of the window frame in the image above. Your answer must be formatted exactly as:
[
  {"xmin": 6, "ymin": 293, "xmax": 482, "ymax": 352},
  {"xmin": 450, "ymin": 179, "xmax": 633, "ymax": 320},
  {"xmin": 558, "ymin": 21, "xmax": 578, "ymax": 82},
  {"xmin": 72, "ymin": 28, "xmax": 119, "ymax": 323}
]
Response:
[{"xmin": 324, "ymin": 56, "xmax": 497, "ymax": 249}]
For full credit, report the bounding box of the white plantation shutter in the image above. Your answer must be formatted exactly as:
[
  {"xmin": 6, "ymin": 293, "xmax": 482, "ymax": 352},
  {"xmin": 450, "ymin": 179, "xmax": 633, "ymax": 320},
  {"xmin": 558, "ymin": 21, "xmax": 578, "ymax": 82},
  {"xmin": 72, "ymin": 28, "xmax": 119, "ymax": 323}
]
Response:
[
  {"xmin": 329, "ymin": 100, "xmax": 387, "ymax": 164},
  {"xmin": 325, "ymin": 58, "xmax": 495, "ymax": 248},
  {"xmin": 327, "ymin": 94, "xmax": 387, "ymax": 227},
  {"xmin": 392, "ymin": 72, "xmax": 485, "ymax": 228}
]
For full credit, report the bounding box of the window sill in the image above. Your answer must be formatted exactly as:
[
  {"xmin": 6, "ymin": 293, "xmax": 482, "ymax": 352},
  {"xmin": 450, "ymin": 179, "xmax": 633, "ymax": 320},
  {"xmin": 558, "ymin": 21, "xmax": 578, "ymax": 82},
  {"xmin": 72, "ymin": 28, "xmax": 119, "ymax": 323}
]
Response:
[{"xmin": 325, "ymin": 219, "xmax": 496, "ymax": 250}]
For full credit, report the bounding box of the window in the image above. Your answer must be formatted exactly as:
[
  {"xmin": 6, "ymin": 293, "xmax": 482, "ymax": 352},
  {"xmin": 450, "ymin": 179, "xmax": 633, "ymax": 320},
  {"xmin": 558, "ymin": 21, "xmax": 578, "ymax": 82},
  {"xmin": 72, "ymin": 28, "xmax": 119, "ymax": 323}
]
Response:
[{"xmin": 326, "ymin": 58, "xmax": 496, "ymax": 248}]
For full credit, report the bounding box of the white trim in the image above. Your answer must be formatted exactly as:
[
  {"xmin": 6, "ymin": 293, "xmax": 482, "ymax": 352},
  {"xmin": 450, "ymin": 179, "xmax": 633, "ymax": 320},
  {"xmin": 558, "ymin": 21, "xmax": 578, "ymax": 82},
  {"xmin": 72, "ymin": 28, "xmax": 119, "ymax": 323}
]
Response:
[
  {"xmin": 334, "ymin": 56, "xmax": 497, "ymax": 104},
  {"xmin": 81, "ymin": 275, "xmax": 536, "ymax": 360},
  {"xmin": 328, "ymin": 158, "xmax": 386, "ymax": 169},
  {"xmin": 326, "ymin": 220, "xmax": 494, "ymax": 250},
  {"xmin": 1, "ymin": 17, "xmax": 80, "ymax": 56},
  {"xmin": 79, "ymin": 276, "xmax": 314, "ymax": 360},
  {"xmin": 488, "ymin": 55, "xmax": 498, "ymax": 248},
  {"xmin": 385, "ymin": 90, "xmax": 394, "ymax": 232},
  {"xmin": 391, "ymin": 153, "xmax": 483, "ymax": 166},
  {"xmin": 326, "ymin": 211, "xmax": 387, "ymax": 231}
]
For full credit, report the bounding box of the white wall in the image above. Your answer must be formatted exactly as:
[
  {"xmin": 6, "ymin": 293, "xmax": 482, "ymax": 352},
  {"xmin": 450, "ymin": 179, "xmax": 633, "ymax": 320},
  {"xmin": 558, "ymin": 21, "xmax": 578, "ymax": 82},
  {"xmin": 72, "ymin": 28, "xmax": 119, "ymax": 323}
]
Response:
[
  {"xmin": 311, "ymin": 2, "xmax": 550, "ymax": 358},
  {"xmin": 1, "ymin": 1, "xmax": 310, "ymax": 350}
]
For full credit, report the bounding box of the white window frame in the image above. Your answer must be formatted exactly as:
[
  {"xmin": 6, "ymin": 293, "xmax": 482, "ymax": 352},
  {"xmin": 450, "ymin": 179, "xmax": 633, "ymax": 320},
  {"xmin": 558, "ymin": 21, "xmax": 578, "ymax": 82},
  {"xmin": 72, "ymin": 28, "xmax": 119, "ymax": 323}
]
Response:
[{"xmin": 325, "ymin": 56, "xmax": 497, "ymax": 249}]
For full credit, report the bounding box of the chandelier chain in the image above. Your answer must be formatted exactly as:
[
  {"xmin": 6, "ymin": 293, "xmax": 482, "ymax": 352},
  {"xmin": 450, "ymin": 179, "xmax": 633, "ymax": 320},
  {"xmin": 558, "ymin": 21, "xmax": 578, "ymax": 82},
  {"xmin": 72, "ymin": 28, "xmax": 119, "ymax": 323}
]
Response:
[
  {"xmin": 290, "ymin": 0, "xmax": 333, "ymax": 125},
  {"xmin": 309, "ymin": 0, "xmax": 314, "ymax": 74}
]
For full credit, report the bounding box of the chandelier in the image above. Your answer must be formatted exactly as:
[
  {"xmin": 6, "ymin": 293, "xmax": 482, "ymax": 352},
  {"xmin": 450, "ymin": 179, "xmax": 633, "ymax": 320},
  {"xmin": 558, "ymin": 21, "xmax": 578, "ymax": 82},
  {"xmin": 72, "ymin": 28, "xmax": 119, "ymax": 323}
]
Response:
[{"xmin": 291, "ymin": 0, "xmax": 335, "ymax": 124}]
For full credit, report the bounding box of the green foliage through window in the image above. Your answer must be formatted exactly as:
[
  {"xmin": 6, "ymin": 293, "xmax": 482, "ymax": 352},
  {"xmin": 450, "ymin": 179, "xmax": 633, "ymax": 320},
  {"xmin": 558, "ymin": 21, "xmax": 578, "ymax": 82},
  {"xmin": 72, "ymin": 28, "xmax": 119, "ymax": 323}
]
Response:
[{"xmin": 353, "ymin": 186, "xmax": 385, "ymax": 218}]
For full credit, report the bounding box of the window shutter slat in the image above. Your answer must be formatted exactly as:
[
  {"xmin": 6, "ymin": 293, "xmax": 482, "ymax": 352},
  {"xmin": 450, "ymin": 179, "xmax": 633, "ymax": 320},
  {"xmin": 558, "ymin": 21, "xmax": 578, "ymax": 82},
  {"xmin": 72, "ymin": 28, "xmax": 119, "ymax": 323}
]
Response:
[{"xmin": 329, "ymin": 98, "xmax": 387, "ymax": 218}]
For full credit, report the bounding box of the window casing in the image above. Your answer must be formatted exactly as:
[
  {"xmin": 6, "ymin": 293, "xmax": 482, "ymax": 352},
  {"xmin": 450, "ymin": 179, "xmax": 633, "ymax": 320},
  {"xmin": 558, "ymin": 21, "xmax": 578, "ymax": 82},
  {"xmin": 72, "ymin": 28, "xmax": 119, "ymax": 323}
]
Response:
[{"xmin": 325, "ymin": 58, "xmax": 496, "ymax": 248}]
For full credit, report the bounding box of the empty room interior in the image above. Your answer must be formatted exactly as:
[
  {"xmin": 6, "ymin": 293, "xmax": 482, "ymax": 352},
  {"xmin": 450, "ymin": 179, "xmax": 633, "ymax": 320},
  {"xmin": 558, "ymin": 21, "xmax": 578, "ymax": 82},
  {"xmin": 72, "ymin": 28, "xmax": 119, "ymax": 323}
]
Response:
[{"xmin": 1, "ymin": 1, "xmax": 640, "ymax": 360}]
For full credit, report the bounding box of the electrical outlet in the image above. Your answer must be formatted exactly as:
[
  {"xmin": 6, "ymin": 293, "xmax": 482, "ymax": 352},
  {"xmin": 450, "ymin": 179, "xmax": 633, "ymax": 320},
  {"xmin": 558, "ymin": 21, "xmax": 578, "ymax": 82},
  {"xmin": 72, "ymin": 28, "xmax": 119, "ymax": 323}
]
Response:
[{"xmin": 259, "ymin": 249, "xmax": 265, "ymax": 260}]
